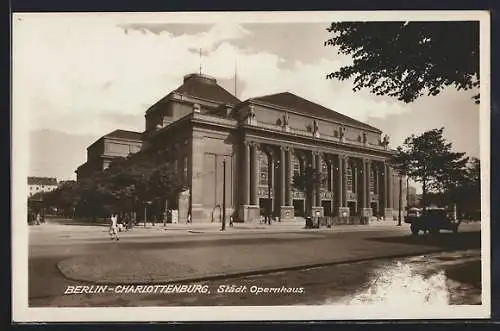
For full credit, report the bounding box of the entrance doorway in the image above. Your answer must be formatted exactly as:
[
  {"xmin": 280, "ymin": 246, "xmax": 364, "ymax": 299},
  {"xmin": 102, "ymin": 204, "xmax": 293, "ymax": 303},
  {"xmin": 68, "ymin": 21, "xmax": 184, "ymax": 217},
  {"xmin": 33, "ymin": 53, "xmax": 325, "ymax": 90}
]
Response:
[
  {"xmin": 293, "ymin": 199, "xmax": 305, "ymax": 217},
  {"xmin": 258, "ymin": 198, "xmax": 271, "ymax": 215},
  {"xmin": 347, "ymin": 201, "xmax": 357, "ymax": 216},
  {"xmin": 321, "ymin": 200, "xmax": 332, "ymax": 216},
  {"xmin": 370, "ymin": 202, "xmax": 378, "ymax": 218}
]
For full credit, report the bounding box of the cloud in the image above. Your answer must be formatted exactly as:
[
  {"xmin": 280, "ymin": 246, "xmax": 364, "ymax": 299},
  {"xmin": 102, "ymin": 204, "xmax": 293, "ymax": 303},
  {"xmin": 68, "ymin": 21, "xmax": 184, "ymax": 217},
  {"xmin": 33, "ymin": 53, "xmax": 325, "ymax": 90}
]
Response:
[{"xmin": 14, "ymin": 15, "xmax": 409, "ymax": 137}]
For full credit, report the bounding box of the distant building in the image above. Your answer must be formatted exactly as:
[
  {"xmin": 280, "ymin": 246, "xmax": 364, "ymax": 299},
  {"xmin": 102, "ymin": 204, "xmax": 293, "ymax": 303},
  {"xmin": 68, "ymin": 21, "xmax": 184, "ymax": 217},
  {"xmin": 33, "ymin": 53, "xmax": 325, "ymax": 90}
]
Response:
[
  {"xmin": 75, "ymin": 129, "xmax": 143, "ymax": 181},
  {"xmin": 407, "ymin": 186, "xmax": 417, "ymax": 207},
  {"xmin": 28, "ymin": 177, "xmax": 58, "ymax": 197},
  {"xmin": 58, "ymin": 180, "xmax": 76, "ymax": 187}
]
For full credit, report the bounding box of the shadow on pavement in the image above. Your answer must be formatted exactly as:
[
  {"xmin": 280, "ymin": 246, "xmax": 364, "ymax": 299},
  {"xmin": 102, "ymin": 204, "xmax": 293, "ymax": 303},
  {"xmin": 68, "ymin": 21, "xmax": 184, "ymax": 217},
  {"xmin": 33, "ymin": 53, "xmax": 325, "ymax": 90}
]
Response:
[
  {"xmin": 446, "ymin": 260, "xmax": 482, "ymax": 289},
  {"xmin": 366, "ymin": 231, "xmax": 481, "ymax": 250}
]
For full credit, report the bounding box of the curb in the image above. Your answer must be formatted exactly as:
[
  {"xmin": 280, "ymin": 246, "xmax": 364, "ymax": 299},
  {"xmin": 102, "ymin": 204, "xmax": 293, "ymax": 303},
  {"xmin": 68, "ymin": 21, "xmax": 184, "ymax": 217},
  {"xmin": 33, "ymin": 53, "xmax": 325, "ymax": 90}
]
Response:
[{"xmin": 56, "ymin": 247, "xmax": 475, "ymax": 286}]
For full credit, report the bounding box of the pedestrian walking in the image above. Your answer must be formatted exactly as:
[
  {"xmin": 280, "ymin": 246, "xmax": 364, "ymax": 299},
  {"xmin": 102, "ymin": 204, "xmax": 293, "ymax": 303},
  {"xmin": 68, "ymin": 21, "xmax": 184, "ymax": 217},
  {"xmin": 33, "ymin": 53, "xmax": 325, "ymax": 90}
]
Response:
[
  {"xmin": 35, "ymin": 212, "xmax": 41, "ymax": 225},
  {"xmin": 109, "ymin": 213, "xmax": 119, "ymax": 241},
  {"xmin": 229, "ymin": 215, "xmax": 234, "ymax": 228},
  {"xmin": 186, "ymin": 212, "xmax": 192, "ymax": 224}
]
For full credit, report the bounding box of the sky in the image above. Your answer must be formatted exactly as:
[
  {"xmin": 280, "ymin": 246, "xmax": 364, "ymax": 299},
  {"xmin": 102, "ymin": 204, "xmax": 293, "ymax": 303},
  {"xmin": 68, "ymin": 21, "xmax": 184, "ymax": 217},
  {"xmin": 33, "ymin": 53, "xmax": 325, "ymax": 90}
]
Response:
[{"xmin": 13, "ymin": 13, "xmax": 481, "ymax": 189}]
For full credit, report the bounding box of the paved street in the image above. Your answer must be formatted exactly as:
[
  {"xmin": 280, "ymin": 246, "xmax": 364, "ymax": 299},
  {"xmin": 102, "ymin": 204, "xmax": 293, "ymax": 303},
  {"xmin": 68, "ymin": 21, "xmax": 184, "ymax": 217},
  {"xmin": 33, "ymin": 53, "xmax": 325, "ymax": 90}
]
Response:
[{"xmin": 28, "ymin": 220, "xmax": 482, "ymax": 307}]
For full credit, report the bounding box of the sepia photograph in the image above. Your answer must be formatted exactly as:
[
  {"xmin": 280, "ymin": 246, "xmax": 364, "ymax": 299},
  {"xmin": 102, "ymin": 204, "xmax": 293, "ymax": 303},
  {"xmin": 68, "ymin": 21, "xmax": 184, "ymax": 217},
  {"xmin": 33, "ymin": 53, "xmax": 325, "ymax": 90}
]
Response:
[{"xmin": 12, "ymin": 11, "xmax": 490, "ymax": 321}]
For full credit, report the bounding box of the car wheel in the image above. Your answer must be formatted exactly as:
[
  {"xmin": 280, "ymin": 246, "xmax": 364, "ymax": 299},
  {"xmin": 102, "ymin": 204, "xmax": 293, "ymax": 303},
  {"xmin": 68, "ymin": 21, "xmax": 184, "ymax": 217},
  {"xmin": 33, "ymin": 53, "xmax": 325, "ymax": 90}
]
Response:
[{"xmin": 430, "ymin": 228, "xmax": 440, "ymax": 235}]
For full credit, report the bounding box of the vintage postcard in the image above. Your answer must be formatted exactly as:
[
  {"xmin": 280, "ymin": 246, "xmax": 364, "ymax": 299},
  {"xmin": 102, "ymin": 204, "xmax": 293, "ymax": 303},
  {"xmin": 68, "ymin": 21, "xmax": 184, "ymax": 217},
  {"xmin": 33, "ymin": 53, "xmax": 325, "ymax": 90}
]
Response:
[{"xmin": 12, "ymin": 10, "xmax": 491, "ymax": 322}]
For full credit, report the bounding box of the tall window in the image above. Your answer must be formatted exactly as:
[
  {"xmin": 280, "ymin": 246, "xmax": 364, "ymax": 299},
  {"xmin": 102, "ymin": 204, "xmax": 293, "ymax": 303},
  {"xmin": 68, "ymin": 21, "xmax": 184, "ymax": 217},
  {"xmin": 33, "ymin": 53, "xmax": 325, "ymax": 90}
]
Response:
[
  {"xmin": 292, "ymin": 153, "xmax": 301, "ymax": 178},
  {"xmin": 321, "ymin": 159, "xmax": 329, "ymax": 190},
  {"xmin": 369, "ymin": 167, "xmax": 375, "ymax": 194},
  {"xmin": 258, "ymin": 150, "xmax": 269, "ymax": 186},
  {"xmin": 346, "ymin": 165, "xmax": 353, "ymax": 192}
]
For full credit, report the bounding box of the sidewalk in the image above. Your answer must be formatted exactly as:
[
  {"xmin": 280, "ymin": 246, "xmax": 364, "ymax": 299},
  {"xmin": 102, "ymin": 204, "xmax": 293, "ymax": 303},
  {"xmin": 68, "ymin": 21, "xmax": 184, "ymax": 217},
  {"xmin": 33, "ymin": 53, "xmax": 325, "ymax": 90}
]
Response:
[
  {"xmin": 56, "ymin": 224, "xmax": 480, "ymax": 285},
  {"xmin": 33, "ymin": 218, "xmax": 406, "ymax": 239}
]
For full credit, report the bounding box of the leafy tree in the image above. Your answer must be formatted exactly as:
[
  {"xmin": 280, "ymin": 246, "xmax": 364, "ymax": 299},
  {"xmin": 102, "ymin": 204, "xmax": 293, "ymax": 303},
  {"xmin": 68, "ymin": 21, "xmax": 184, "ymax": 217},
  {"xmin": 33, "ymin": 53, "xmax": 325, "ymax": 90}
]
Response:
[
  {"xmin": 292, "ymin": 165, "xmax": 324, "ymax": 217},
  {"xmin": 43, "ymin": 181, "xmax": 80, "ymax": 217},
  {"xmin": 399, "ymin": 127, "xmax": 468, "ymax": 211},
  {"xmin": 148, "ymin": 164, "xmax": 187, "ymax": 203},
  {"xmin": 448, "ymin": 157, "xmax": 481, "ymax": 218},
  {"xmin": 325, "ymin": 21, "xmax": 480, "ymax": 103}
]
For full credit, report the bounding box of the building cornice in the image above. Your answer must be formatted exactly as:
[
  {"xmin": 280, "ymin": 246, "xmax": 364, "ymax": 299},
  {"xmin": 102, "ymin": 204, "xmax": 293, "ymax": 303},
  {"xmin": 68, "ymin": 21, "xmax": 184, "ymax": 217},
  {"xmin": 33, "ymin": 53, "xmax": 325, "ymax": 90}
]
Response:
[
  {"xmin": 240, "ymin": 123, "xmax": 390, "ymax": 156},
  {"xmin": 237, "ymin": 99, "xmax": 382, "ymax": 134}
]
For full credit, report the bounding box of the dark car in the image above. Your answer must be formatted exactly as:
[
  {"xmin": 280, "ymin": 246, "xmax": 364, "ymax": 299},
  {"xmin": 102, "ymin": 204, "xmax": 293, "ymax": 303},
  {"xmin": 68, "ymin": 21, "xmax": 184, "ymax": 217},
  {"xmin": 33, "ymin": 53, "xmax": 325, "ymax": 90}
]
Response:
[{"xmin": 410, "ymin": 208, "xmax": 460, "ymax": 235}]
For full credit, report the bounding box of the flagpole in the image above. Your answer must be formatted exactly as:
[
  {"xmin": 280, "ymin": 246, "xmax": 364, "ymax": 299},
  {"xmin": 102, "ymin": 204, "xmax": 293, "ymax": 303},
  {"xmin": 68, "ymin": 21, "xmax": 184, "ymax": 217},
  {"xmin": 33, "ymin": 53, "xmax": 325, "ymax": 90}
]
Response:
[{"xmin": 199, "ymin": 48, "xmax": 202, "ymax": 74}]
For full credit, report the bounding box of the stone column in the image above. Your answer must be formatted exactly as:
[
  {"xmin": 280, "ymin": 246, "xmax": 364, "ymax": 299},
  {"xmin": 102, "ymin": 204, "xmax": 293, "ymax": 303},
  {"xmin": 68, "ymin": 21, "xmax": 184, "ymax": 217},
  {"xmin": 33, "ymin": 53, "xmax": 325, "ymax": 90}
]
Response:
[
  {"xmin": 361, "ymin": 160, "xmax": 372, "ymax": 221},
  {"xmin": 286, "ymin": 148, "xmax": 293, "ymax": 206},
  {"xmin": 384, "ymin": 162, "xmax": 393, "ymax": 220},
  {"xmin": 374, "ymin": 165, "xmax": 380, "ymax": 217},
  {"xmin": 314, "ymin": 152, "xmax": 321, "ymax": 207},
  {"xmin": 337, "ymin": 154, "xmax": 343, "ymax": 209},
  {"xmin": 280, "ymin": 146, "xmax": 286, "ymax": 207},
  {"xmin": 387, "ymin": 165, "xmax": 393, "ymax": 208},
  {"xmin": 330, "ymin": 156, "xmax": 335, "ymax": 215},
  {"xmin": 362, "ymin": 161, "xmax": 368, "ymax": 209},
  {"xmin": 250, "ymin": 144, "xmax": 258, "ymax": 205},
  {"xmin": 280, "ymin": 147, "xmax": 294, "ymax": 221},
  {"xmin": 270, "ymin": 152, "xmax": 275, "ymax": 216},
  {"xmin": 311, "ymin": 152, "xmax": 317, "ymax": 208},
  {"xmin": 311, "ymin": 151, "xmax": 324, "ymax": 217},
  {"xmin": 353, "ymin": 162, "xmax": 358, "ymax": 215},
  {"xmin": 243, "ymin": 142, "xmax": 250, "ymax": 205},
  {"xmin": 343, "ymin": 156, "xmax": 349, "ymax": 208},
  {"xmin": 239, "ymin": 141, "xmax": 251, "ymax": 222},
  {"xmin": 338, "ymin": 155, "xmax": 350, "ymax": 220}
]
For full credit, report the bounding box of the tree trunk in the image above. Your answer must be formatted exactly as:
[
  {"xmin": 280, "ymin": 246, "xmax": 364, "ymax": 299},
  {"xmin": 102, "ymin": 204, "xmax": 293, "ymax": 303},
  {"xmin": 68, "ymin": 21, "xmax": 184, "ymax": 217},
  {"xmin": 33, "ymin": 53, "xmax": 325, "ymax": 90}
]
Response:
[
  {"xmin": 422, "ymin": 179, "xmax": 427, "ymax": 212},
  {"xmin": 398, "ymin": 176, "xmax": 403, "ymax": 226},
  {"xmin": 406, "ymin": 177, "xmax": 410, "ymax": 207}
]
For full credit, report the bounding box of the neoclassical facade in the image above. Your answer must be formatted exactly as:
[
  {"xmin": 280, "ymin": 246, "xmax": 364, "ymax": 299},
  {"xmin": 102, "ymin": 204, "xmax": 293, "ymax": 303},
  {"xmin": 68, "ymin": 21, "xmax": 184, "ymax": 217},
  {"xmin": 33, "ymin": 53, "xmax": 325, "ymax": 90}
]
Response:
[{"xmin": 77, "ymin": 73, "xmax": 405, "ymax": 223}]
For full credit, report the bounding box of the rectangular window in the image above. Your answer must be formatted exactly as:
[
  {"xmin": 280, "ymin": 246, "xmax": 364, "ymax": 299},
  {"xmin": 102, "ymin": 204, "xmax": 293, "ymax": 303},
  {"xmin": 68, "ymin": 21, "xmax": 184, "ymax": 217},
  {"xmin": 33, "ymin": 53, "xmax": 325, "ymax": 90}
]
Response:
[
  {"xmin": 346, "ymin": 167, "xmax": 353, "ymax": 192},
  {"xmin": 328, "ymin": 168, "xmax": 333, "ymax": 191},
  {"xmin": 293, "ymin": 159, "xmax": 300, "ymax": 178},
  {"xmin": 259, "ymin": 160, "xmax": 268, "ymax": 186},
  {"xmin": 321, "ymin": 160, "xmax": 328, "ymax": 190},
  {"xmin": 369, "ymin": 169, "xmax": 375, "ymax": 194}
]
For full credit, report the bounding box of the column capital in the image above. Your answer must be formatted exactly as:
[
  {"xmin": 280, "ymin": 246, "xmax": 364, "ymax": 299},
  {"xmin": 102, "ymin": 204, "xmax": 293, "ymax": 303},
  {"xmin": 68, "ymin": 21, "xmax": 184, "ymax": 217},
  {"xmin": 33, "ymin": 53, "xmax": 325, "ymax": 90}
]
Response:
[
  {"xmin": 280, "ymin": 145, "xmax": 291, "ymax": 152},
  {"xmin": 312, "ymin": 150, "xmax": 321, "ymax": 156}
]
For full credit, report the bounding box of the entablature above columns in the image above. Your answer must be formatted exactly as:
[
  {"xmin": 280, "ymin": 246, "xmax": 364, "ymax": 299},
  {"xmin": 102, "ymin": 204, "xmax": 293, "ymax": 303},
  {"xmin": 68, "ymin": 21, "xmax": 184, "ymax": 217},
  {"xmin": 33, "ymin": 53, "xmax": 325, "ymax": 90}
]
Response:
[
  {"xmin": 242, "ymin": 128, "xmax": 391, "ymax": 159},
  {"xmin": 242, "ymin": 136, "xmax": 388, "ymax": 164}
]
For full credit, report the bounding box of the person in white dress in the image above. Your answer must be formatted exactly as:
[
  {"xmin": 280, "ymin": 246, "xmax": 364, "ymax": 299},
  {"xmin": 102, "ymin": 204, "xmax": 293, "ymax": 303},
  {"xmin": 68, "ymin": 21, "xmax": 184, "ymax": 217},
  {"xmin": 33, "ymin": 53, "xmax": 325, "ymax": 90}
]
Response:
[{"xmin": 109, "ymin": 213, "xmax": 119, "ymax": 241}]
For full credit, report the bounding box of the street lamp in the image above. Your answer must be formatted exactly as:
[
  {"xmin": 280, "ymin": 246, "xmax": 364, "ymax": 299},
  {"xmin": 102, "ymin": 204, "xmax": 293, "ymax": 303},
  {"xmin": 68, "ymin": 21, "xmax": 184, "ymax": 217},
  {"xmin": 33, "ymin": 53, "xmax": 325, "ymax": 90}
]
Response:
[{"xmin": 144, "ymin": 201, "xmax": 152, "ymax": 228}]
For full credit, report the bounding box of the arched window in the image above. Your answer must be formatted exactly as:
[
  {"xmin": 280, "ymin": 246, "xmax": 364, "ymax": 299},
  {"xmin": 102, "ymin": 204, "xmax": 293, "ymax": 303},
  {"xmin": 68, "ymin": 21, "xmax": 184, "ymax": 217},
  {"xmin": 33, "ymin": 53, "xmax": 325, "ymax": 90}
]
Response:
[{"xmin": 258, "ymin": 150, "xmax": 269, "ymax": 186}]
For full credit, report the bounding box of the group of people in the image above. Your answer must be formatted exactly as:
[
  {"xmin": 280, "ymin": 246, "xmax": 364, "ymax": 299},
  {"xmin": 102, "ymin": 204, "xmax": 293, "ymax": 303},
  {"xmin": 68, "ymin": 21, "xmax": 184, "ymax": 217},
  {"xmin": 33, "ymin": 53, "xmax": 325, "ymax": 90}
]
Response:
[
  {"xmin": 28, "ymin": 210, "xmax": 44, "ymax": 225},
  {"xmin": 108, "ymin": 212, "xmax": 135, "ymax": 240}
]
